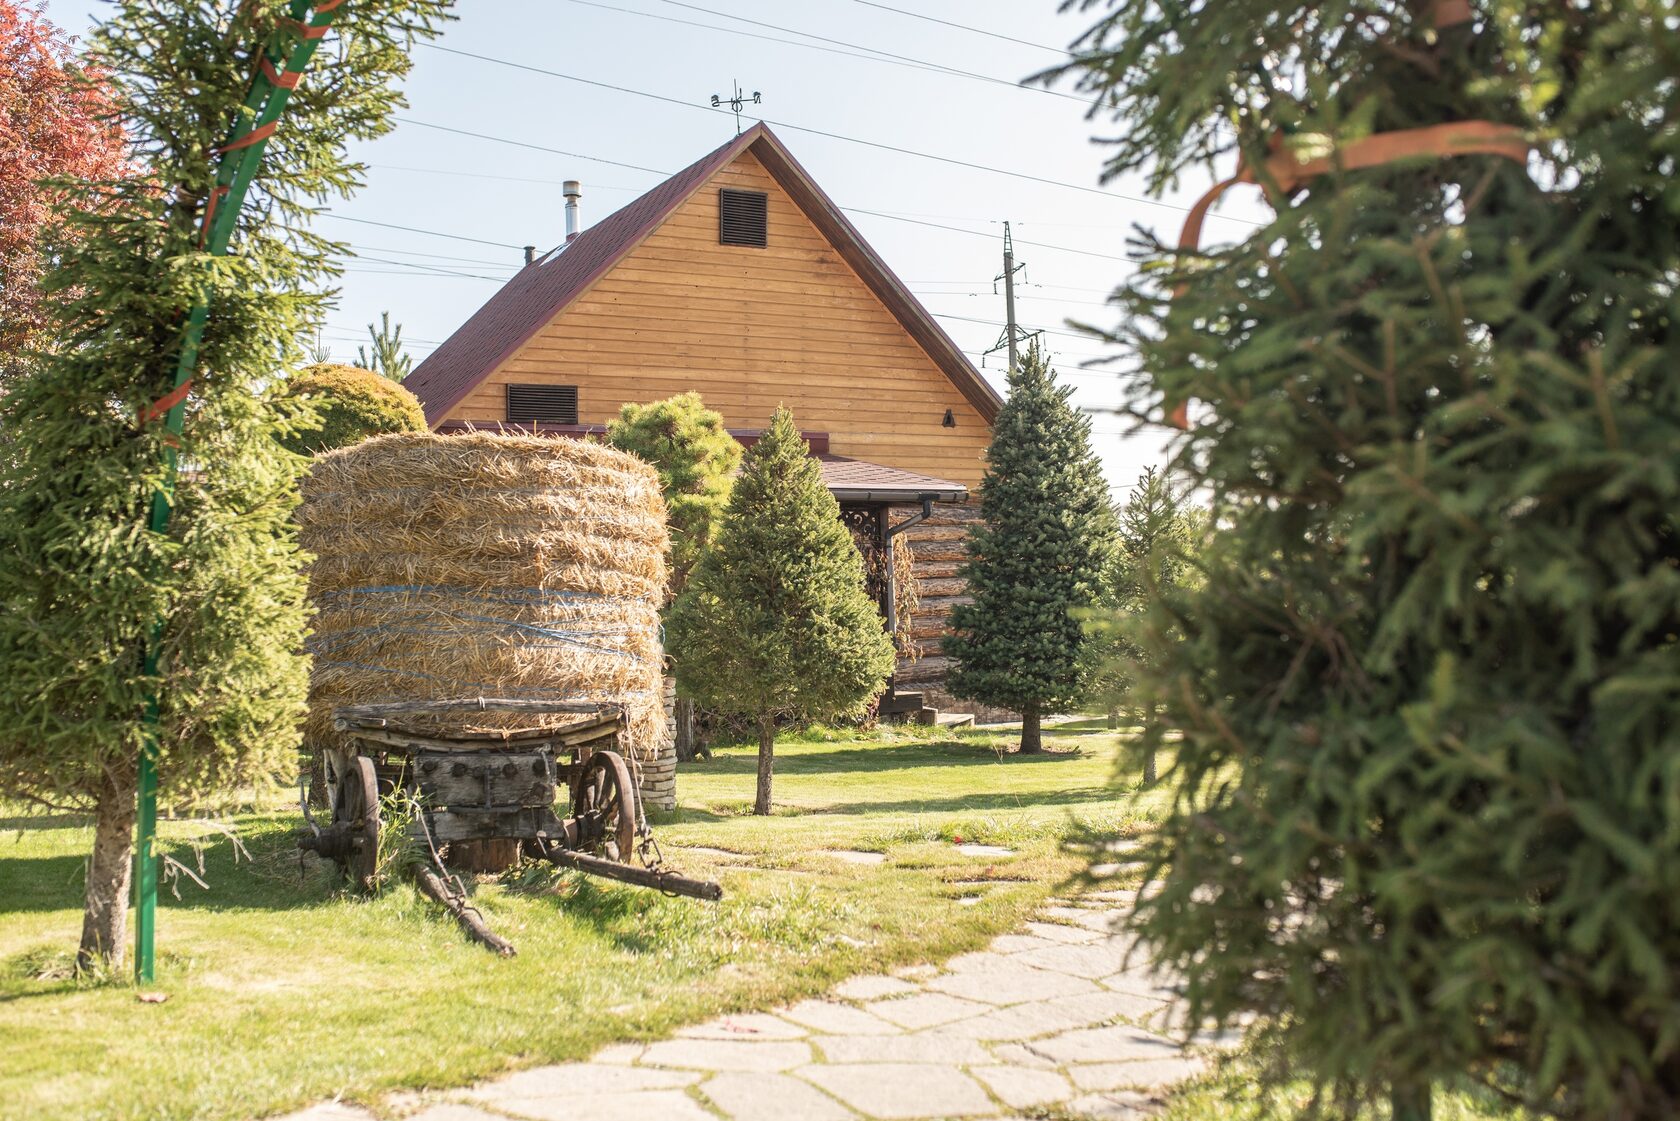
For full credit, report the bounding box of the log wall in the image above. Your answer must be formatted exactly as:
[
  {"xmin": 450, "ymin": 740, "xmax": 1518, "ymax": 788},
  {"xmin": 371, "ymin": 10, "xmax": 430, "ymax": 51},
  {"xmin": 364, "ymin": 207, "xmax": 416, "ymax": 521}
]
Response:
[{"xmin": 890, "ymin": 500, "xmax": 1012, "ymax": 721}]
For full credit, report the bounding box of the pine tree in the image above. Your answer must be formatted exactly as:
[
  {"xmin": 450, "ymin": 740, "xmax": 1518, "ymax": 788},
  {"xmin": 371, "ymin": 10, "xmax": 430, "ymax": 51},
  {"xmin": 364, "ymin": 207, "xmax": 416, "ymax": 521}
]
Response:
[
  {"xmin": 666, "ymin": 407, "xmax": 895, "ymax": 815},
  {"xmin": 355, "ymin": 310, "xmax": 412, "ymax": 380},
  {"xmin": 1085, "ymin": 466, "xmax": 1199, "ymax": 783},
  {"xmin": 1054, "ymin": 1, "xmax": 1680, "ymax": 1116},
  {"xmin": 946, "ymin": 344, "xmax": 1114, "ymax": 754},
  {"xmin": 0, "ymin": 0, "xmax": 450, "ymax": 971}
]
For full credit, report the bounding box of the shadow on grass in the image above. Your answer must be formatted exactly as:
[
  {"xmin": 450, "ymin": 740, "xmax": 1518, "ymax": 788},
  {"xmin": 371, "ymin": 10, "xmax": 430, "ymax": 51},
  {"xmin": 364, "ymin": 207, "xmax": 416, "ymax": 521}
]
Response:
[
  {"xmin": 1, "ymin": 827, "xmax": 339, "ymax": 916},
  {"xmin": 0, "ymin": 813, "xmax": 93, "ymax": 831},
  {"xmin": 805, "ymin": 787, "xmax": 1122, "ymax": 816},
  {"xmin": 0, "ymin": 853, "xmax": 89, "ymax": 914},
  {"xmin": 695, "ymin": 741, "xmax": 1090, "ymax": 778}
]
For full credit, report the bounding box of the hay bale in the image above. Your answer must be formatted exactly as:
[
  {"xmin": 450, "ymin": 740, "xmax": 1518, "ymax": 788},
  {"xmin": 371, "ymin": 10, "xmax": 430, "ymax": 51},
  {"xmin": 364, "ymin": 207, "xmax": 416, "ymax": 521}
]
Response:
[{"xmin": 299, "ymin": 431, "xmax": 670, "ymax": 772}]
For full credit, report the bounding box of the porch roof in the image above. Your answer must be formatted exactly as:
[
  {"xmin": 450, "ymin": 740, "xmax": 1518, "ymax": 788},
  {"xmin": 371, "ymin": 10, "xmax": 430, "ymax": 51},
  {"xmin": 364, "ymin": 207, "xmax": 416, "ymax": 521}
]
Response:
[{"xmin": 818, "ymin": 455, "xmax": 968, "ymax": 504}]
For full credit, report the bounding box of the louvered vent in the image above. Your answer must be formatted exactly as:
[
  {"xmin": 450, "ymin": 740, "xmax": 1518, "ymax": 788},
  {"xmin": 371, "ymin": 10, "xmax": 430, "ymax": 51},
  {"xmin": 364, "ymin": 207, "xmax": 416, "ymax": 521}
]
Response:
[
  {"xmin": 718, "ymin": 189, "xmax": 768, "ymax": 247},
  {"xmin": 506, "ymin": 384, "xmax": 579, "ymax": 425}
]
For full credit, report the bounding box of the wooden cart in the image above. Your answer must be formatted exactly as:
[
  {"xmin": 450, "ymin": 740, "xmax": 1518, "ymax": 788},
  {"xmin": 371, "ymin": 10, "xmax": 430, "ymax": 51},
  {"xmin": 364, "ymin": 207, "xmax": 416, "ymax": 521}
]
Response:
[{"xmin": 298, "ymin": 698, "xmax": 720, "ymax": 954}]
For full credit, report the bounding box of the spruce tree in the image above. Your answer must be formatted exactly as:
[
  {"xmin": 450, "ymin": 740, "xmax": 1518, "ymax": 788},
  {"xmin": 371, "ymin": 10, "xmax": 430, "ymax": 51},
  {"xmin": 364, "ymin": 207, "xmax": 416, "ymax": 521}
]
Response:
[
  {"xmin": 666, "ymin": 407, "xmax": 895, "ymax": 815},
  {"xmin": 1055, "ymin": 1, "xmax": 1680, "ymax": 1116},
  {"xmin": 0, "ymin": 0, "xmax": 449, "ymax": 971},
  {"xmin": 1085, "ymin": 466, "xmax": 1199, "ymax": 782},
  {"xmin": 947, "ymin": 344, "xmax": 1114, "ymax": 754}
]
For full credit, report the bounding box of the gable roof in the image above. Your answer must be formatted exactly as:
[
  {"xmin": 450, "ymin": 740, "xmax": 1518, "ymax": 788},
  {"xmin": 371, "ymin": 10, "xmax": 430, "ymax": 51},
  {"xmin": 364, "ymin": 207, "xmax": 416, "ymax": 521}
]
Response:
[{"xmin": 404, "ymin": 124, "xmax": 1003, "ymax": 427}]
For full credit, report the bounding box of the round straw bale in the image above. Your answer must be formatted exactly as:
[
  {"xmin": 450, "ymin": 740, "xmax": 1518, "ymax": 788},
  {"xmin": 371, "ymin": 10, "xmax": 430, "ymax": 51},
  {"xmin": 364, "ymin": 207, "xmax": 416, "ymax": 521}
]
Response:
[{"xmin": 299, "ymin": 431, "xmax": 670, "ymax": 768}]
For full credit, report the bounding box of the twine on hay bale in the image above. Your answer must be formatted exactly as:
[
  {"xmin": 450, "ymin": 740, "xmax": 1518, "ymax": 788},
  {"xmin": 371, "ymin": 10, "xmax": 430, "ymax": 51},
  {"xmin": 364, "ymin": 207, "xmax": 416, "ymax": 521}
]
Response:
[{"xmin": 298, "ymin": 431, "xmax": 670, "ymax": 769}]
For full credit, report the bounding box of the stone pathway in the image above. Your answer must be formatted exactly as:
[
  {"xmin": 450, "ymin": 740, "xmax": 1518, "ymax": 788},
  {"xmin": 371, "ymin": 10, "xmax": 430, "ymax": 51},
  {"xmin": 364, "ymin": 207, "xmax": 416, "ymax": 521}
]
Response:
[{"xmin": 278, "ymin": 892, "xmax": 1226, "ymax": 1121}]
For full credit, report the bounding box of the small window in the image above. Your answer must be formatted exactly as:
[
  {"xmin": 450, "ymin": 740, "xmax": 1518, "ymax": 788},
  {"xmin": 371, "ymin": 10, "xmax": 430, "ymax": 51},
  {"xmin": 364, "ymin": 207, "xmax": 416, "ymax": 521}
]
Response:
[
  {"xmin": 506, "ymin": 383, "xmax": 578, "ymax": 425},
  {"xmin": 718, "ymin": 189, "xmax": 768, "ymax": 247}
]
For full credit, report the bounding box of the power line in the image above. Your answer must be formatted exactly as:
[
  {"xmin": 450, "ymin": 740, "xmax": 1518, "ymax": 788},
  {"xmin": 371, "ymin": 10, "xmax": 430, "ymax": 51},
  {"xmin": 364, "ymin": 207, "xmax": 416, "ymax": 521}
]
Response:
[
  {"xmin": 324, "ymin": 324, "xmax": 446, "ymax": 345},
  {"xmin": 347, "ymin": 150, "xmax": 1153, "ymax": 261},
  {"xmin": 559, "ymin": 0, "xmax": 1077, "ymax": 101},
  {"xmin": 349, "ymin": 254, "xmax": 513, "ymax": 281},
  {"xmin": 377, "ymin": 115, "xmax": 1217, "ymax": 264},
  {"xmin": 316, "ymin": 212, "xmax": 526, "ymax": 249},
  {"xmin": 649, "ymin": 0, "xmax": 1086, "ymax": 102},
  {"xmin": 393, "ymin": 111, "xmax": 669, "ymax": 175},
  {"xmin": 931, "ymin": 309, "xmax": 1101, "ymax": 344},
  {"xmin": 368, "ymin": 162, "xmax": 644, "ymax": 193},
  {"xmin": 408, "ymin": 50, "xmax": 1263, "ymax": 226},
  {"xmin": 339, "ymin": 267, "xmax": 504, "ymax": 281},
  {"xmin": 849, "ymin": 0, "xmax": 1067, "ymax": 54},
  {"xmin": 337, "ymin": 241, "xmax": 523, "ymax": 268},
  {"xmin": 847, "ymin": 206, "xmax": 1136, "ymax": 263}
]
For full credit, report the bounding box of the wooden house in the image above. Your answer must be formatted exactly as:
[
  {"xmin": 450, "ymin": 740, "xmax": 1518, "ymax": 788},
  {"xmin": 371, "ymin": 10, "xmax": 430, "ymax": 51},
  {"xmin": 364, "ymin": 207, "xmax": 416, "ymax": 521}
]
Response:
[{"xmin": 404, "ymin": 123, "xmax": 1002, "ymax": 723}]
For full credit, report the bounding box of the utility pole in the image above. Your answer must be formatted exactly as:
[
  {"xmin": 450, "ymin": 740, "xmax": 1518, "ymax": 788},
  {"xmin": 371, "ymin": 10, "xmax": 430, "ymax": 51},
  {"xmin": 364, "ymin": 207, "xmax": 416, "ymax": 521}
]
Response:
[
  {"xmin": 1002, "ymin": 222, "xmax": 1020, "ymax": 374},
  {"xmin": 985, "ymin": 222, "xmax": 1037, "ymax": 373}
]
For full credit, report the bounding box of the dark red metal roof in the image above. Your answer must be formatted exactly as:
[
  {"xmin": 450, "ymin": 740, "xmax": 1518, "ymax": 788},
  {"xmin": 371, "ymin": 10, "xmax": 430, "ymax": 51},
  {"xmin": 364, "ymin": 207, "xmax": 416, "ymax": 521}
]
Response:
[{"xmin": 404, "ymin": 124, "xmax": 1002, "ymax": 427}]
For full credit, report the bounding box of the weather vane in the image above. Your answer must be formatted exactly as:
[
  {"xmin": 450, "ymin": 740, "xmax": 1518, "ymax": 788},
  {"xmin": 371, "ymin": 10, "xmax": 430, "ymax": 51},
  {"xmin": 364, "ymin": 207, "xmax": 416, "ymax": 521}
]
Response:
[{"xmin": 710, "ymin": 80, "xmax": 762, "ymax": 135}]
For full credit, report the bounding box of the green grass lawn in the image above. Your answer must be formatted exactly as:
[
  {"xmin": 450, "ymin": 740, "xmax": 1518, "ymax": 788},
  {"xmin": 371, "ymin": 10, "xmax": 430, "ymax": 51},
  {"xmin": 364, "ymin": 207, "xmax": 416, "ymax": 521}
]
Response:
[{"xmin": 1, "ymin": 721, "xmax": 1156, "ymax": 1121}]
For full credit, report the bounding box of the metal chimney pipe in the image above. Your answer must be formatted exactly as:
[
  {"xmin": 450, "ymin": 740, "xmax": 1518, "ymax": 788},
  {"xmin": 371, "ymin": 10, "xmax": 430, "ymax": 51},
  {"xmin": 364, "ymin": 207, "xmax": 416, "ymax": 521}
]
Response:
[
  {"xmin": 523, "ymin": 245, "xmax": 536, "ymax": 266},
  {"xmin": 563, "ymin": 180, "xmax": 582, "ymax": 243}
]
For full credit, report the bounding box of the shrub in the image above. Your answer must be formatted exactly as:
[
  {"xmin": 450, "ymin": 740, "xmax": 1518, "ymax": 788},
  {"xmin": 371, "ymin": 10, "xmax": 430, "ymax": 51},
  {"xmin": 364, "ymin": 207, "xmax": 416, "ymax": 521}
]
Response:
[{"xmin": 278, "ymin": 363, "xmax": 427, "ymax": 454}]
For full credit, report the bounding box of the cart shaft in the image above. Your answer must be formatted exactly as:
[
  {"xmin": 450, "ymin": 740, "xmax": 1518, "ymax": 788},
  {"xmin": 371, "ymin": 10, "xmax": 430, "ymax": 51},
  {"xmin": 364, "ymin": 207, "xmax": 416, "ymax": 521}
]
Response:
[{"xmin": 543, "ymin": 848, "xmax": 723, "ymax": 901}]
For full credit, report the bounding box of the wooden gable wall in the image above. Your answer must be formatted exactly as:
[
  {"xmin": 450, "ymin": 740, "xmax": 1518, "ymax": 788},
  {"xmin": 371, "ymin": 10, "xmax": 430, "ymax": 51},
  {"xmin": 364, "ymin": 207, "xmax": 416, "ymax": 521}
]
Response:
[{"xmin": 439, "ymin": 150, "xmax": 993, "ymax": 489}]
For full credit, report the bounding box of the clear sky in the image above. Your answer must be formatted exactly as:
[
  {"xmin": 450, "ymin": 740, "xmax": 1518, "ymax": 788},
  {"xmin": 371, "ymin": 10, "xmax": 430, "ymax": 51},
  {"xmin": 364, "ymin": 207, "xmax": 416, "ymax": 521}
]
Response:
[{"xmin": 42, "ymin": 0, "xmax": 1264, "ymax": 493}]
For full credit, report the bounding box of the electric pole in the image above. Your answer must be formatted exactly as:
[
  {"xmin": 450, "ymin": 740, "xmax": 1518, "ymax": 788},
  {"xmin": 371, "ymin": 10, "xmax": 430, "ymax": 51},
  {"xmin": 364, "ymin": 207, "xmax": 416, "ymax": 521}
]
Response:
[{"xmin": 985, "ymin": 222, "xmax": 1038, "ymax": 373}]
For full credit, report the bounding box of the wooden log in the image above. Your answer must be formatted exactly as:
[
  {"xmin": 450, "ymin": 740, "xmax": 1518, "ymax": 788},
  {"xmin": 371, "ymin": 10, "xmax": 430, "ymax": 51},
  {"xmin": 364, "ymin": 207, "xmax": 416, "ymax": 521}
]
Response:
[
  {"xmin": 900, "ymin": 527, "xmax": 967, "ymax": 544},
  {"xmin": 904, "ymin": 541, "xmax": 968, "ymax": 563},
  {"xmin": 541, "ymin": 847, "xmax": 724, "ymax": 901},
  {"xmin": 415, "ymin": 867, "xmax": 517, "ymax": 955},
  {"xmin": 342, "ymin": 720, "xmax": 618, "ymax": 753},
  {"xmin": 336, "ymin": 698, "xmax": 623, "ymax": 723},
  {"xmin": 895, "ymin": 655, "xmax": 954, "ymax": 684}
]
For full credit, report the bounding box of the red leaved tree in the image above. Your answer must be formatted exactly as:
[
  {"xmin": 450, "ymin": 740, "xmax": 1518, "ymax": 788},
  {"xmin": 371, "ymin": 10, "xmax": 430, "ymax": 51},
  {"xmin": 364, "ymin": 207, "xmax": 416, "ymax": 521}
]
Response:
[{"xmin": 0, "ymin": 1, "xmax": 125, "ymax": 384}]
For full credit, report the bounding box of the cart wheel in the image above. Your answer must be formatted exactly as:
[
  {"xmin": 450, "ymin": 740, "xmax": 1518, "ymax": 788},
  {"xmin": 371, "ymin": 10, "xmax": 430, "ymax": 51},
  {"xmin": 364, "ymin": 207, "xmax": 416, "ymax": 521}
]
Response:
[
  {"xmin": 573, "ymin": 750, "xmax": 637, "ymax": 863},
  {"xmin": 331, "ymin": 755, "xmax": 382, "ymax": 894}
]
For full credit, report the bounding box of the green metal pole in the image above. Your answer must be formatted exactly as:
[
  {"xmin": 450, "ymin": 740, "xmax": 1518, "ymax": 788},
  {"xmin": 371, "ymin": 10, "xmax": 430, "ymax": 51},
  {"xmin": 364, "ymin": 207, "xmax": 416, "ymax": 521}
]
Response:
[{"xmin": 133, "ymin": 0, "xmax": 343, "ymax": 985}]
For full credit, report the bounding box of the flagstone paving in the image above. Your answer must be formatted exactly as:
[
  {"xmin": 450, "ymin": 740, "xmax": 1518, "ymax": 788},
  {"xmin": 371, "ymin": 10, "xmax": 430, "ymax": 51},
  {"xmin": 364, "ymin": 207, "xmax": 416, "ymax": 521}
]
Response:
[{"xmin": 274, "ymin": 893, "xmax": 1229, "ymax": 1121}]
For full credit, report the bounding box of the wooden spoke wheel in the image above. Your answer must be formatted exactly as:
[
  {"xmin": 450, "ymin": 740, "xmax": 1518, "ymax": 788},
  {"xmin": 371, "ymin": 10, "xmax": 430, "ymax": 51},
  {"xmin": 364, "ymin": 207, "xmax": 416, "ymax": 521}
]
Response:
[
  {"xmin": 572, "ymin": 750, "xmax": 637, "ymax": 863},
  {"xmin": 331, "ymin": 755, "xmax": 381, "ymax": 894}
]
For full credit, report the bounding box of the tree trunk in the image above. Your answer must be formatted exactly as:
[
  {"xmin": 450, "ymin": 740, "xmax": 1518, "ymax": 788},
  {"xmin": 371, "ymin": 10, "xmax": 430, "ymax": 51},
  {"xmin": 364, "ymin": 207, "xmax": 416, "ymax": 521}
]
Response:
[
  {"xmin": 754, "ymin": 715, "xmax": 775, "ymax": 816},
  {"xmin": 1142, "ymin": 745, "xmax": 1158, "ymax": 786},
  {"xmin": 674, "ymin": 697, "xmax": 697, "ymax": 763},
  {"xmin": 1391, "ymin": 1083, "xmax": 1432, "ymax": 1121},
  {"xmin": 79, "ymin": 762, "xmax": 138, "ymax": 974},
  {"xmin": 1019, "ymin": 706, "xmax": 1043, "ymax": 754},
  {"xmin": 1107, "ymin": 708, "xmax": 1119, "ymax": 730}
]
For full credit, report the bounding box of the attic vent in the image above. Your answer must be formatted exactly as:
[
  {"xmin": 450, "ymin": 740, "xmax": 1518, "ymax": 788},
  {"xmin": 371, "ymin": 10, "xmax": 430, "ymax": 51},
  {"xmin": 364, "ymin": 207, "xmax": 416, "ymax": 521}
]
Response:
[
  {"xmin": 718, "ymin": 189, "xmax": 768, "ymax": 247},
  {"xmin": 506, "ymin": 383, "xmax": 579, "ymax": 425}
]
